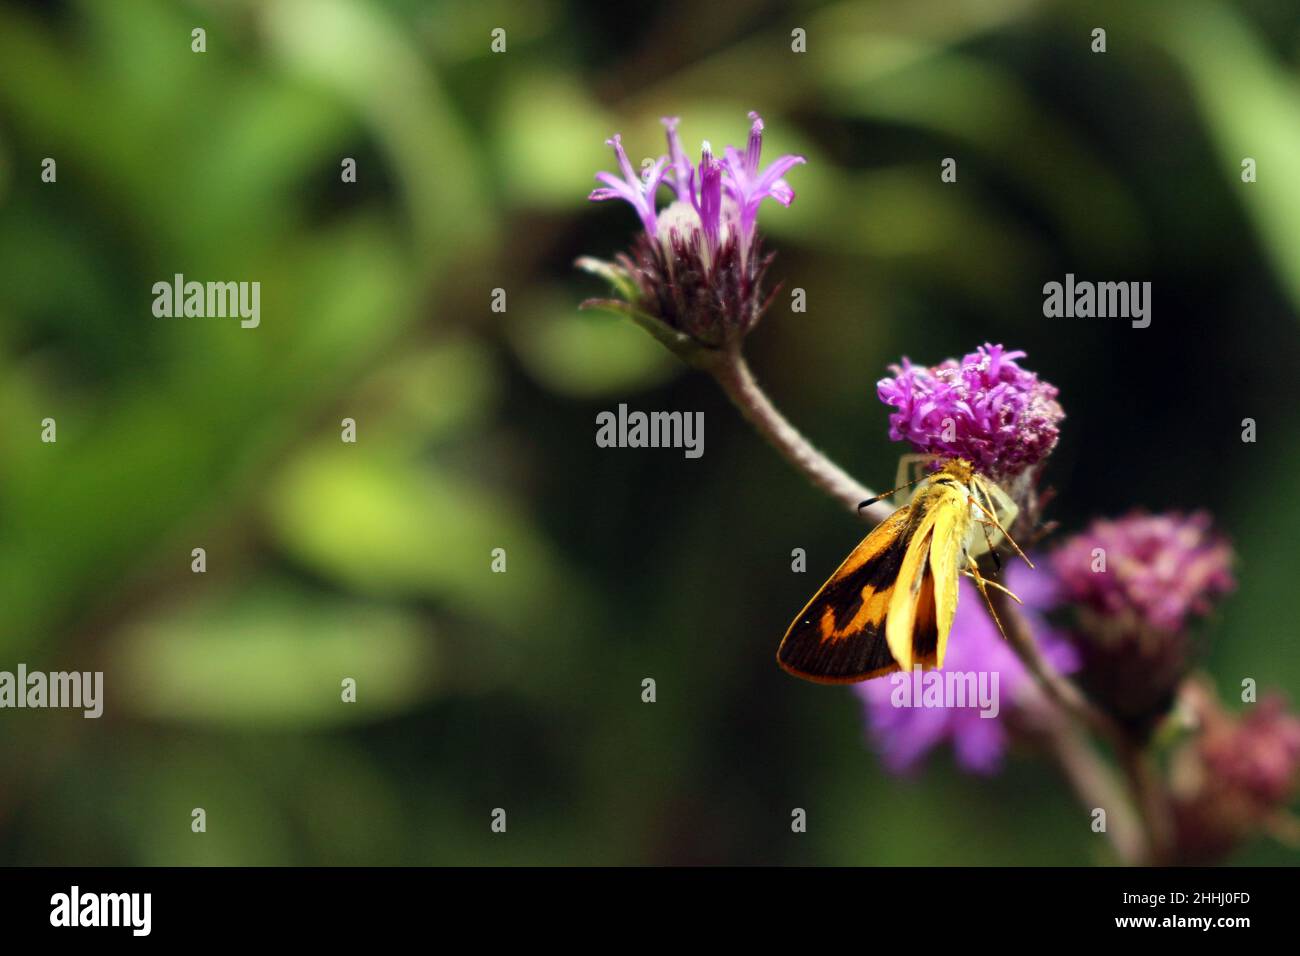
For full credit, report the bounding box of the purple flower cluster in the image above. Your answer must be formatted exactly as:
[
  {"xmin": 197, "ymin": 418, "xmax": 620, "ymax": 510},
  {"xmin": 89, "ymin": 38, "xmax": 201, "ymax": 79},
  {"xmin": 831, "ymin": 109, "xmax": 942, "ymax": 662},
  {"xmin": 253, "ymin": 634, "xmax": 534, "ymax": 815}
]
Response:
[
  {"xmin": 1172, "ymin": 684, "xmax": 1300, "ymax": 863},
  {"xmin": 1050, "ymin": 511, "xmax": 1235, "ymax": 731},
  {"xmin": 876, "ymin": 344, "xmax": 1064, "ymax": 479},
  {"xmin": 1202, "ymin": 695, "xmax": 1300, "ymax": 807},
  {"xmin": 856, "ymin": 563, "xmax": 1078, "ymax": 776},
  {"xmin": 590, "ymin": 112, "xmax": 804, "ymax": 255},
  {"xmin": 586, "ymin": 113, "xmax": 804, "ymax": 346},
  {"xmin": 1050, "ymin": 512, "xmax": 1235, "ymax": 636}
]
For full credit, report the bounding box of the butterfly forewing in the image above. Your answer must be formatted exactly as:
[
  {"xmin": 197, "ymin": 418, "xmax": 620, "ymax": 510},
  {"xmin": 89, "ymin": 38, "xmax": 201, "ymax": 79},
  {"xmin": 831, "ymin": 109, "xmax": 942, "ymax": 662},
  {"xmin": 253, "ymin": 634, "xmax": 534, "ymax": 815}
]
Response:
[{"xmin": 777, "ymin": 492, "xmax": 945, "ymax": 683}]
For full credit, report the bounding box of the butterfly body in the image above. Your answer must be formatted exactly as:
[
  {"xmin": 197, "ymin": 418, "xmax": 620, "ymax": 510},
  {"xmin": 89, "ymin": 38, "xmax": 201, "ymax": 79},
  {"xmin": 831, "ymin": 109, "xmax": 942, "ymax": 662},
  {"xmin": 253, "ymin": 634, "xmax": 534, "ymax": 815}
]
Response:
[{"xmin": 776, "ymin": 458, "xmax": 1021, "ymax": 684}]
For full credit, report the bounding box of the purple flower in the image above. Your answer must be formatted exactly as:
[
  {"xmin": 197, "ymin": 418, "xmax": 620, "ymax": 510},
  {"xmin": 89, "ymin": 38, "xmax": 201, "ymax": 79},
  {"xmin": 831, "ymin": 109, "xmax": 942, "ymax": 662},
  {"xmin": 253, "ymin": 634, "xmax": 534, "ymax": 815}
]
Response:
[
  {"xmin": 876, "ymin": 344, "xmax": 1064, "ymax": 480},
  {"xmin": 1202, "ymin": 695, "xmax": 1300, "ymax": 806},
  {"xmin": 1050, "ymin": 511, "xmax": 1235, "ymax": 731},
  {"xmin": 1171, "ymin": 681, "xmax": 1300, "ymax": 863},
  {"xmin": 1051, "ymin": 511, "xmax": 1235, "ymax": 635},
  {"xmin": 582, "ymin": 113, "xmax": 805, "ymax": 348},
  {"xmin": 855, "ymin": 562, "xmax": 1078, "ymax": 776},
  {"xmin": 590, "ymin": 112, "xmax": 804, "ymax": 250}
]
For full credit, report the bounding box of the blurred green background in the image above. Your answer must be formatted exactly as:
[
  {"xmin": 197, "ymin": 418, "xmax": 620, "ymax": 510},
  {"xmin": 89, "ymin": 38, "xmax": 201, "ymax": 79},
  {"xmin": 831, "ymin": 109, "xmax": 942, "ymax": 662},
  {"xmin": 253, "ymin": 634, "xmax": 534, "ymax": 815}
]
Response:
[{"xmin": 0, "ymin": 0, "xmax": 1297, "ymax": 865}]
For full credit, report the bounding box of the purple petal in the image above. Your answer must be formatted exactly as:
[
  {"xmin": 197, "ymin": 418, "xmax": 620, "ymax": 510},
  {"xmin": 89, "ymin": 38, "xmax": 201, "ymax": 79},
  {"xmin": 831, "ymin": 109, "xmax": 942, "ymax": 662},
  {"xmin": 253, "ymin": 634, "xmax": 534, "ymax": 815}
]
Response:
[
  {"xmin": 661, "ymin": 117, "xmax": 694, "ymax": 202},
  {"xmin": 606, "ymin": 134, "xmax": 637, "ymax": 187},
  {"xmin": 754, "ymin": 154, "xmax": 806, "ymax": 195},
  {"xmin": 593, "ymin": 171, "xmax": 638, "ymax": 203},
  {"xmin": 767, "ymin": 179, "xmax": 795, "ymax": 206},
  {"xmin": 744, "ymin": 111, "xmax": 764, "ymax": 175},
  {"xmin": 721, "ymin": 145, "xmax": 752, "ymax": 192}
]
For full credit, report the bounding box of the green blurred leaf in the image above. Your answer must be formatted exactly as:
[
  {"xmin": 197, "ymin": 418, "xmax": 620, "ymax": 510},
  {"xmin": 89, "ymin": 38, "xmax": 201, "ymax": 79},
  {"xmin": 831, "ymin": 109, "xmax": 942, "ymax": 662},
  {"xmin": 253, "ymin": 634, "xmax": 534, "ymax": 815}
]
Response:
[
  {"xmin": 115, "ymin": 586, "xmax": 434, "ymax": 728},
  {"xmin": 263, "ymin": 0, "xmax": 492, "ymax": 270},
  {"xmin": 495, "ymin": 71, "xmax": 618, "ymax": 207},
  {"xmin": 1144, "ymin": 0, "xmax": 1300, "ymax": 315},
  {"xmin": 515, "ymin": 293, "xmax": 679, "ymax": 396},
  {"xmin": 352, "ymin": 336, "xmax": 501, "ymax": 448},
  {"xmin": 264, "ymin": 444, "xmax": 585, "ymax": 633},
  {"xmin": 816, "ymin": 45, "xmax": 1144, "ymax": 263}
]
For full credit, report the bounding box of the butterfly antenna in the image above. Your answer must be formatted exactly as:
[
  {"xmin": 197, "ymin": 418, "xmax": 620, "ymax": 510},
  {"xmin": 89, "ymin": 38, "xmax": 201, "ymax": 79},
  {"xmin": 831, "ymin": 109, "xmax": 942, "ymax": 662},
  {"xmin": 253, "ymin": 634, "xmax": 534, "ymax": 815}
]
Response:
[{"xmin": 858, "ymin": 472, "xmax": 931, "ymax": 512}]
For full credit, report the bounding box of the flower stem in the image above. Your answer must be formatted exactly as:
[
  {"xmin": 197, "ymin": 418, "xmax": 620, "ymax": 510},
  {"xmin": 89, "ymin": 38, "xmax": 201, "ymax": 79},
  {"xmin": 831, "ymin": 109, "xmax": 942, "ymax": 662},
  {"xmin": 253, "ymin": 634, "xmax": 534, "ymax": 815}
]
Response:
[
  {"xmin": 704, "ymin": 349, "xmax": 893, "ymax": 524},
  {"xmin": 989, "ymin": 578, "xmax": 1178, "ymax": 865},
  {"xmin": 989, "ymin": 590, "xmax": 1121, "ymax": 741},
  {"xmin": 1040, "ymin": 716, "xmax": 1149, "ymax": 865},
  {"xmin": 1116, "ymin": 739, "xmax": 1175, "ymax": 865}
]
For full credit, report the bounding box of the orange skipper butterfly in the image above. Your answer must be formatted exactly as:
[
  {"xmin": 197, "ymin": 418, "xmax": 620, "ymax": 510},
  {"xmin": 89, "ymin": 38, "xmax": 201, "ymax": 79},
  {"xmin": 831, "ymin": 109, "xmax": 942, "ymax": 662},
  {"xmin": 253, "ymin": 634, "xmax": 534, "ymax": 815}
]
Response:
[{"xmin": 777, "ymin": 457, "xmax": 1030, "ymax": 683}]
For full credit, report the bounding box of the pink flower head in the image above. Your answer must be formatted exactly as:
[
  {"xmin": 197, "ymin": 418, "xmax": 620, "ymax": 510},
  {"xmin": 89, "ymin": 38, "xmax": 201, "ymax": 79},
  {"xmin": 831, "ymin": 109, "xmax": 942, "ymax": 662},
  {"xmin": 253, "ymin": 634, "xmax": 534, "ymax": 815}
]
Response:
[
  {"xmin": 1202, "ymin": 695, "xmax": 1300, "ymax": 807},
  {"xmin": 1172, "ymin": 682, "xmax": 1300, "ymax": 863},
  {"xmin": 1051, "ymin": 511, "xmax": 1235, "ymax": 636},
  {"xmin": 589, "ymin": 112, "xmax": 804, "ymax": 257},
  {"xmin": 1050, "ymin": 511, "xmax": 1235, "ymax": 731},
  {"xmin": 584, "ymin": 113, "xmax": 806, "ymax": 347},
  {"xmin": 876, "ymin": 344, "xmax": 1064, "ymax": 480}
]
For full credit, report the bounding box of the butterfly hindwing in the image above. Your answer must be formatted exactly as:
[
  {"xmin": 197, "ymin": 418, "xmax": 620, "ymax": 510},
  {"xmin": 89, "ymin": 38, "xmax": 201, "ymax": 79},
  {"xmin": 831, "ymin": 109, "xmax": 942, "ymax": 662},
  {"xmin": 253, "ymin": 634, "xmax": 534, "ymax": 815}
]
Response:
[
  {"xmin": 885, "ymin": 485, "xmax": 949, "ymax": 670},
  {"xmin": 908, "ymin": 567, "xmax": 940, "ymax": 669}
]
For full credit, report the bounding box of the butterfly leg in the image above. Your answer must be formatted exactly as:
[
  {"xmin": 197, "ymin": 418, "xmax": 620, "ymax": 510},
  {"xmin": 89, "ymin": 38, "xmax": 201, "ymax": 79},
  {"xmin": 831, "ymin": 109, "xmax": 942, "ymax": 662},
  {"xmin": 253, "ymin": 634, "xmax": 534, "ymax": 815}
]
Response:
[
  {"xmin": 964, "ymin": 556, "xmax": 1021, "ymax": 644},
  {"xmin": 962, "ymin": 566, "xmax": 1021, "ymax": 603},
  {"xmin": 967, "ymin": 493, "xmax": 1033, "ymax": 568},
  {"xmin": 973, "ymin": 517, "xmax": 1003, "ymax": 571}
]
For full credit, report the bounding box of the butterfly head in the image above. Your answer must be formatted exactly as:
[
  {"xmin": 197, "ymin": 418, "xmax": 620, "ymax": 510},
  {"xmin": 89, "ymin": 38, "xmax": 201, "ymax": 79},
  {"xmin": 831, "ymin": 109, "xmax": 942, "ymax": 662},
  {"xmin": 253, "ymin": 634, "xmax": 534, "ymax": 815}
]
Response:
[{"xmin": 934, "ymin": 457, "xmax": 976, "ymax": 484}]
